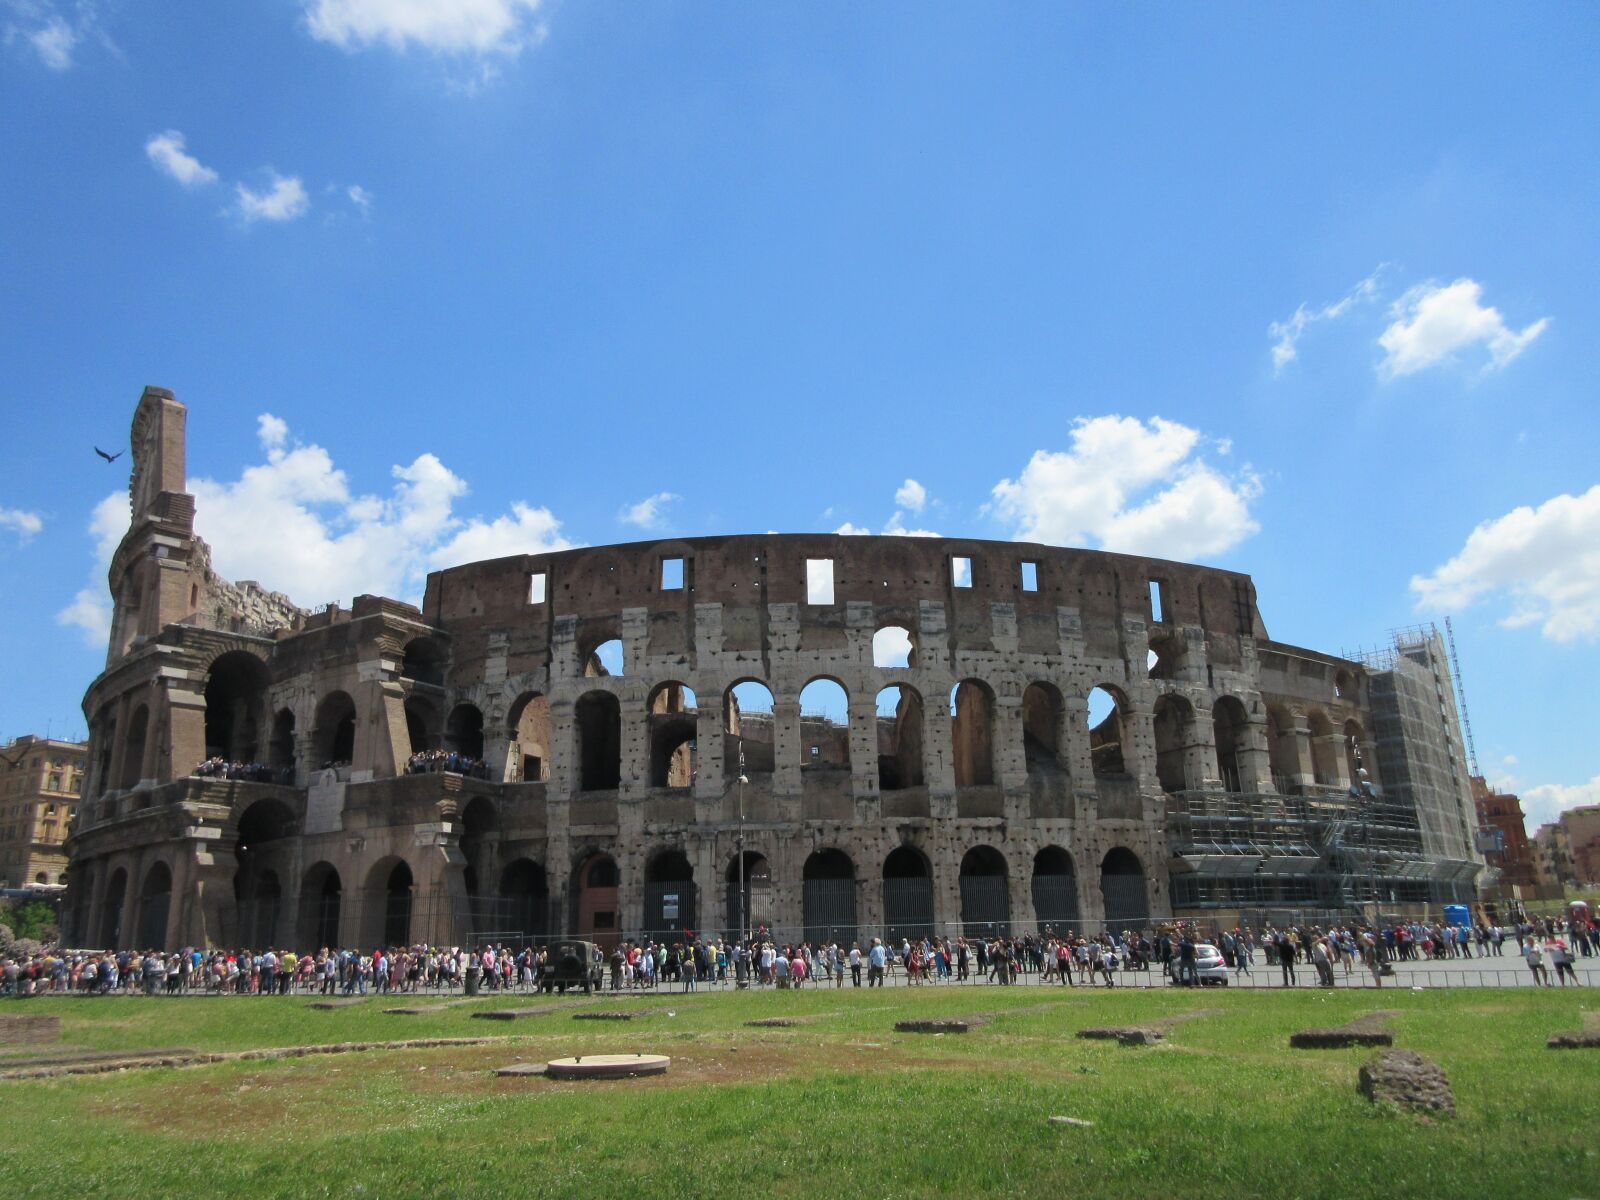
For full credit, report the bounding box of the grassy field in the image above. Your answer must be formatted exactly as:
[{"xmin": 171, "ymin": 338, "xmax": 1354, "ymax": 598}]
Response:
[{"xmin": 1, "ymin": 984, "xmax": 1595, "ymax": 1199}]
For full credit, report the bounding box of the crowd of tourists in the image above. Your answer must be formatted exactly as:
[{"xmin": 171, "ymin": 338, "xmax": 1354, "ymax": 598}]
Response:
[
  {"xmin": 191, "ymin": 758, "xmax": 295, "ymax": 785},
  {"xmin": 404, "ymin": 750, "xmax": 491, "ymax": 779},
  {"xmin": 4, "ymin": 911, "xmax": 1592, "ymax": 998}
]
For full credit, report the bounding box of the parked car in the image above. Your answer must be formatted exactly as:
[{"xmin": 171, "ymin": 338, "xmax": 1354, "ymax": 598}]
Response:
[
  {"xmin": 539, "ymin": 940, "xmax": 603, "ymax": 994},
  {"xmin": 1168, "ymin": 943, "xmax": 1229, "ymax": 986}
]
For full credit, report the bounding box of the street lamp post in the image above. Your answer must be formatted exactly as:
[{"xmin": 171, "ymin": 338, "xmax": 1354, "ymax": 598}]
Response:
[{"xmin": 736, "ymin": 745, "xmax": 748, "ymax": 950}]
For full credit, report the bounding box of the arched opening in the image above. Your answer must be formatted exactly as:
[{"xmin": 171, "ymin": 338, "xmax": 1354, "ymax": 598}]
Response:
[
  {"xmin": 950, "ymin": 679, "xmax": 995, "ymax": 786},
  {"xmin": 400, "ymin": 637, "xmax": 447, "ymax": 687},
  {"xmin": 459, "ymin": 796, "xmax": 499, "ymax": 924},
  {"xmin": 1152, "ymin": 693, "xmax": 1198, "ymax": 794},
  {"xmin": 1344, "ymin": 719, "xmax": 1367, "ymax": 787},
  {"xmin": 647, "ymin": 683, "xmax": 698, "ymax": 788},
  {"xmin": 725, "ymin": 851, "xmax": 772, "ymax": 939},
  {"xmin": 874, "ymin": 685, "xmax": 924, "ymax": 790},
  {"xmin": 1307, "ymin": 709, "xmax": 1338, "ymax": 786},
  {"xmin": 203, "ymin": 651, "xmax": 269, "ymax": 763},
  {"xmin": 872, "ymin": 625, "xmax": 915, "ymax": 668},
  {"xmin": 1148, "ymin": 630, "xmax": 1187, "ymax": 680},
  {"xmin": 119, "ymin": 704, "xmax": 149, "ymax": 789},
  {"xmin": 498, "ymin": 859, "xmax": 548, "ymax": 941},
  {"xmin": 298, "ymin": 862, "xmax": 342, "ymax": 949},
  {"xmin": 1213, "ymin": 696, "xmax": 1250, "ymax": 793},
  {"xmin": 234, "ymin": 798, "xmax": 296, "ymax": 947},
  {"xmin": 1099, "ymin": 847, "xmax": 1148, "ymax": 931},
  {"xmin": 724, "ymin": 681, "xmax": 775, "ymax": 777},
  {"xmin": 508, "ymin": 691, "xmax": 550, "ymax": 782},
  {"xmin": 799, "ymin": 678, "xmax": 850, "ymax": 770},
  {"xmin": 1022, "ymin": 681, "xmax": 1065, "ymax": 775},
  {"xmin": 445, "ymin": 703, "xmax": 485, "ymax": 760},
  {"xmin": 882, "ymin": 845, "xmax": 933, "ymax": 947},
  {"xmin": 573, "ymin": 853, "xmax": 620, "ymax": 948},
  {"xmin": 101, "ymin": 866, "xmax": 128, "ymax": 947},
  {"xmin": 583, "ymin": 637, "xmax": 624, "ymax": 678},
  {"xmin": 404, "ymin": 695, "xmax": 440, "ymax": 756},
  {"xmin": 1266, "ymin": 704, "xmax": 1300, "ymax": 793},
  {"xmin": 364, "ymin": 858, "xmax": 414, "ymax": 947},
  {"xmin": 1334, "ymin": 669, "xmax": 1354, "ymax": 701},
  {"xmin": 1087, "ymin": 686, "xmax": 1129, "ymax": 778},
  {"xmin": 802, "ymin": 849, "xmax": 857, "ymax": 946},
  {"xmin": 268, "ymin": 708, "xmax": 296, "ymax": 777},
  {"xmin": 313, "ymin": 692, "xmax": 356, "ymax": 767},
  {"xmin": 959, "ymin": 845, "xmax": 1010, "ymax": 937},
  {"xmin": 643, "ymin": 848, "xmax": 697, "ymax": 940},
  {"xmin": 575, "ymin": 691, "xmax": 622, "ymax": 791},
  {"xmin": 1031, "ymin": 846, "xmax": 1079, "ymax": 934},
  {"xmin": 137, "ymin": 861, "xmax": 172, "ymax": 948}
]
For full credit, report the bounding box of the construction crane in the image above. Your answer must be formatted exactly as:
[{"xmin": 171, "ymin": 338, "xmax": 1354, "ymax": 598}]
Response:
[{"xmin": 1444, "ymin": 616, "xmax": 1480, "ymax": 776}]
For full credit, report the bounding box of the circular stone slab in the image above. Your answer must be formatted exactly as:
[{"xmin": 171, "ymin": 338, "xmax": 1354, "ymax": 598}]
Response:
[{"xmin": 545, "ymin": 1053, "xmax": 670, "ymax": 1080}]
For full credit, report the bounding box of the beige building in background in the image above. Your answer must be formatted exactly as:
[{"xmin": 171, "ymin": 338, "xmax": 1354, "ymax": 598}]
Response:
[{"xmin": 0, "ymin": 736, "xmax": 86, "ymax": 888}]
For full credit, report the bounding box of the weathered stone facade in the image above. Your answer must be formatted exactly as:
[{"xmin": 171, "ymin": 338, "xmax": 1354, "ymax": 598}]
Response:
[{"xmin": 64, "ymin": 388, "xmax": 1483, "ymax": 951}]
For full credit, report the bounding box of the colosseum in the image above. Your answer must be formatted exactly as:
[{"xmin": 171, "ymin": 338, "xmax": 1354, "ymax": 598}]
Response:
[{"xmin": 64, "ymin": 388, "xmax": 1485, "ymax": 951}]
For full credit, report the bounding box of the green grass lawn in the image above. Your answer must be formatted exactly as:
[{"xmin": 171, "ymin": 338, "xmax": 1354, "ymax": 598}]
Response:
[{"xmin": 1, "ymin": 985, "xmax": 1595, "ymax": 1199}]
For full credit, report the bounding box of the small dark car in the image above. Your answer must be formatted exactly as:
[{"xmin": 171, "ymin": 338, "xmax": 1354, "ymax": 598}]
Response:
[{"xmin": 539, "ymin": 940, "xmax": 603, "ymax": 994}]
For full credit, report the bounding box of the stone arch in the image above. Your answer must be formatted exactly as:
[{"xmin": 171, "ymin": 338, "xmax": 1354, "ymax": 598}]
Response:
[
  {"xmin": 1266, "ymin": 703, "xmax": 1300, "ymax": 792},
  {"xmin": 136, "ymin": 860, "xmax": 172, "ymax": 949},
  {"xmin": 872, "ymin": 625, "xmax": 915, "ymax": 669},
  {"xmin": 725, "ymin": 850, "xmax": 773, "ymax": 939},
  {"xmin": 268, "ymin": 708, "xmax": 296, "ymax": 775},
  {"xmin": 1307, "ymin": 708, "xmax": 1338, "ymax": 785},
  {"xmin": 958, "ymin": 844, "xmax": 1010, "ymax": 936},
  {"xmin": 1031, "ymin": 846, "xmax": 1079, "ymax": 933},
  {"xmin": 1022, "ymin": 681, "xmax": 1065, "ymax": 775},
  {"xmin": 572, "ymin": 851, "xmax": 620, "ymax": 947},
  {"xmin": 234, "ymin": 796, "xmax": 298, "ymax": 947},
  {"xmin": 1344, "ymin": 718, "xmax": 1367, "ymax": 786},
  {"xmin": 802, "ymin": 848, "xmax": 857, "ymax": 946},
  {"xmin": 579, "ymin": 626, "xmax": 624, "ymax": 678},
  {"xmin": 950, "ymin": 679, "xmax": 995, "ymax": 787},
  {"xmin": 874, "ymin": 685, "xmax": 924, "ymax": 790},
  {"xmin": 507, "ymin": 691, "xmax": 550, "ymax": 782},
  {"xmin": 1213, "ymin": 695, "xmax": 1251, "ymax": 793},
  {"xmin": 1099, "ymin": 847, "xmax": 1149, "ymax": 931},
  {"xmin": 498, "ymin": 858, "xmax": 548, "ymax": 941},
  {"xmin": 1152, "ymin": 693, "xmax": 1199, "ymax": 794},
  {"xmin": 647, "ymin": 682, "xmax": 699, "ymax": 788},
  {"xmin": 363, "ymin": 856, "xmax": 414, "ymax": 948},
  {"xmin": 881, "ymin": 844, "xmax": 933, "ymax": 946},
  {"xmin": 313, "ymin": 691, "xmax": 356, "ymax": 767},
  {"xmin": 119, "ymin": 704, "xmax": 149, "ymax": 789},
  {"xmin": 400, "ymin": 636, "xmax": 447, "ymax": 687},
  {"xmin": 297, "ymin": 861, "xmax": 342, "ymax": 949},
  {"xmin": 404, "ymin": 694, "xmax": 441, "ymax": 756},
  {"xmin": 204, "ymin": 650, "xmax": 271, "ymax": 763},
  {"xmin": 575, "ymin": 691, "xmax": 622, "ymax": 791},
  {"xmin": 459, "ymin": 796, "xmax": 499, "ymax": 904},
  {"xmin": 643, "ymin": 847, "xmax": 697, "ymax": 940},
  {"xmin": 724, "ymin": 679, "xmax": 775, "ymax": 777},
  {"xmin": 445, "ymin": 702, "xmax": 485, "ymax": 759},
  {"xmin": 101, "ymin": 866, "xmax": 128, "ymax": 947},
  {"xmin": 1087, "ymin": 685, "xmax": 1130, "ymax": 779},
  {"xmin": 799, "ymin": 677, "xmax": 850, "ymax": 770}
]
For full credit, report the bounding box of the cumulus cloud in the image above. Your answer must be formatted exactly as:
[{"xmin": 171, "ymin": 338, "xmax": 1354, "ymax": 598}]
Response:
[
  {"xmin": 894, "ymin": 478, "xmax": 927, "ymax": 513},
  {"xmin": 145, "ymin": 130, "xmax": 218, "ymax": 187},
  {"xmin": 990, "ymin": 416, "xmax": 1260, "ymax": 560},
  {"xmin": 1411, "ymin": 484, "xmax": 1600, "ymax": 643},
  {"xmin": 303, "ymin": 0, "xmax": 546, "ymax": 56},
  {"xmin": 236, "ymin": 173, "xmax": 310, "ymax": 223},
  {"xmin": 833, "ymin": 522, "xmax": 871, "ymax": 537},
  {"xmin": 1378, "ymin": 279, "xmax": 1548, "ymax": 379},
  {"xmin": 27, "ymin": 13, "xmax": 73, "ymax": 67},
  {"xmin": 1523, "ymin": 775, "xmax": 1600, "ymax": 828},
  {"xmin": 347, "ymin": 184, "xmax": 373, "ymax": 215},
  {"xmin": 1269, "ymin": 268, "xmax": 1382, "ymax": 373},
  {"xmin": 619, "ymin": 492, "xmax": 680, "ymax": 530},
  {"xmin": 55, "ymin": 491, "xmax": 130, "ymax": 646},
  {"xmin": 0, "ymin": 507, "xmax": 43, "ymax": 543}
]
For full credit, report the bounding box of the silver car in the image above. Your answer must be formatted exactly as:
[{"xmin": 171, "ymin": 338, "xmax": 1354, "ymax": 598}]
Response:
[{"xmin": 1168, "ymin": 943, "xmax": 1229, "ymax": 986}]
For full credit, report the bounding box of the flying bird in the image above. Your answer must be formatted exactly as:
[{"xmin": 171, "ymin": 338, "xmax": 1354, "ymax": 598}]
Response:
[{"xmin": 95, "ymin": 446, "xmax": 123, "ymax": 463}]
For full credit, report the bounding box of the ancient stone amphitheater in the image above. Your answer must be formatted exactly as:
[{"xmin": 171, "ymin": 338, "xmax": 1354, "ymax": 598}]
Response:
[{"xmin": 64, "ymin": 389, "xmax": 1482, "ymax": 951}]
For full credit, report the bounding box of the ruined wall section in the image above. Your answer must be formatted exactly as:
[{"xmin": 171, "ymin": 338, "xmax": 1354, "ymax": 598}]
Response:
[{"xmin": 190, "ymin": 538, "xmax": 307, "ymax": 639}]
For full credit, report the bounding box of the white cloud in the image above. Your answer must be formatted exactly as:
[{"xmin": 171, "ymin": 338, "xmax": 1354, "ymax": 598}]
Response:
[
  {"xmin": 144, "ymin": 130, "xmax": 218, "ymax": 187},
  {"xmin": 0, "ymin": 507, "xmax": 43, "ymax": 543},
  {"xmin": 1269, "ymin": 268, "xmax": 1382, "ymax": 373},
  {"xmin": 303, "ymin": 0, "xmax": 546, "ymax": 56},
  {"xmin": 1411, "ymin": 484, "xmax": 1600, "ymax": 643},
  {"xmin": 236, "ymin": 173, "xmax": 310, "ymax": 223},
  {"xmin": 28, "ymin": 14, "xmax": 73, "ymax": 68},
  {"xmin": 990, "ymin": 416, "xmax": 1260, "ymax": 560},
  {"xmin": 620, "ymin": 492, "xmax": 679, "ymax": 530},
  {"xmin": 894, "ymin": 478, "xmax": 927, "ymax": 513},
  {"xmin": 257, "ymin": 413, "xmax": 289, "ymax": 450},
  {"xmin": 347, "ymin": 184, "xmax": 373, "ymax": 215},
  {"xmin": 55, "ymin": 491, "xmax": 129, "ymax": 646},
  {"xmin": 1523, "ymin": 776, "xmax": 1600, "ymax": 828},
  {"xmin": 430, "ymin": 502, "xmax": 567, "ymax": 569},
  {"xmin": 882, "ymin": 513, "xmax": 940, "ymax": 538},
  {"xmin": 1378, "ymin": 279, "xmax": 1548, "ymax": 379},
  {"xmin": 833, "ymin": 522, "xmax": 871, "ymax": 536}
]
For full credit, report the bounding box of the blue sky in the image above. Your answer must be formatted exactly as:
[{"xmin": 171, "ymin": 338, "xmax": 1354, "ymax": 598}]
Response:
[{"xmin": 1, "ymin": 3, "xmax": 1596, "ymax": 825}]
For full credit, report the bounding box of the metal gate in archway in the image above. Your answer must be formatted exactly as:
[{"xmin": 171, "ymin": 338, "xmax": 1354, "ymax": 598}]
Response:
[
  {"xmin": 802, "ymin": 878, "xmax": 857, "ymax": 946},
  {"xmin": 643, "ymin": 881, "xmax": 698, "ymax": 941},
  {"xmin": 1100, "ymin": 870, "xmax": 1149, "ymax": 930},
  {"xmin": 882, "ymin": 877, "xmax": 934, "ymax": 945},
  {"xmin": 1031, "ymin": 872, "xmax": 1080, "ymax": 932},
  {"xmin": 959, "ymin": 875, "xmax": 1011, "ymax": 938}
]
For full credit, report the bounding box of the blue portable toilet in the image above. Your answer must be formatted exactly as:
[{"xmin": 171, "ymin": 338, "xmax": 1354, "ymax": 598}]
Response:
[{"xmin": 1443, "ymin": 904, "xmax": 1471, "ymax": 928}]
